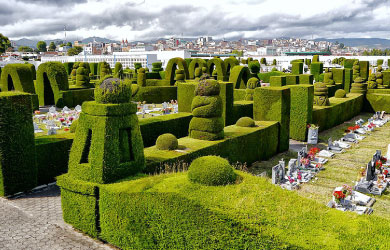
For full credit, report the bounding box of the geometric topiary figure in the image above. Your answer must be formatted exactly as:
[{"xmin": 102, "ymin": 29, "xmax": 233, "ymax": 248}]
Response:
[
  {"xmin": 310, "ymin": 62, "xmax": 323, "ymax": 82},
  {"xmin": 100, "ymin": 61, "xmax": 111, "ymax": 79},
  {"xmin": 313, "ymin": 82, "xmax": 330, "ymax": 106},
  {"xmin": 71, "ymin": 63, "xmax": 78, "ymax": 82},
  {"xmin": 350, "ymin": 77, "xmax": 367, "ymax": 94},
  {"xmin": 270, "ymin": 76, "xmax": 286, "ymax": 86},
  {"xmin": 89, "ymin": 63, "xmax": 99, "ymax": 77},
  {"xmin": 224, "ymin": 57, "xmax": 239, "ymax": 75},
  {"xmin": 36, "ymin": 62, "xmax": 69, "ymax": 107},
  {"xmin": 0, "ymin": 92, "xmax": 37, "ymax": 196},
  {"xmin": 367, "ymin": 74, "xmax": 377, "ymax": 89},
  {"xmin": 76, "ymin": 65, "xmax": 90, "ymax": 87},
  {"xmin": 189, "ymin": 79, "xmax": 224, "ymax": 140},
  {"xmin": 0, "ymin": 64, "xmax": 35, "ymax": 93},
  {"xmin": 312, "ymin": 55, "xmax": 319, "ymax": 63},
  {"xmin": 156, "ymin": 133, "xmax": 178, "ymax": 150},
  {"xmin": 323, "ymin": 72, "xmax": 335, "ymax": 85},
  {"xmin": 151, "ymin": 62, "xmax": 163, "ymax": 73},
  {"xmin": 359, "ymin": 61, "xmax": 369, "ymax": 81},
  {"xmin": 137, "ymin": 68, "xmax": 146, "ymax": 87},
  {"xmin": 165, "ymin": 57, "xmax": 190, "ymax": 85},
  {"xmin": 291, "ymin": 62, "xmax": 303, "ymax": 75},
  {"xmin": 334, "ymin": 89, "xmax": 346, "ymax": 98},
  {"xmin": 376, "ymin": 65, "xmax": 383, "ymax": 88},
  {"xmin": 229, "ymin": 66, "xmax": 250, "ymax": 89},
  {"xmin": 68, "ymin": 77, "xmax": 144, "ymax": 184},
  {"xmin": 188, "ymin": 59, "xmax": 207, "ymax": 79},
  {"xmin": 188, "ymin": 156, "xmax": 237, "ymax": 186},
  {"xmin": 113, "ymin": 62, "xmax": 124, "ymax": 79},
  {"xmin": 207, "ymin": 58, "xmax": 228, "ymax": 81},
  {"xmin": 245, "ymin": 77, "xmax": 259, "ymax": 101},
  {"xmin": 236, "ymin": 117, "xmax": 255, "ymax": 127}
]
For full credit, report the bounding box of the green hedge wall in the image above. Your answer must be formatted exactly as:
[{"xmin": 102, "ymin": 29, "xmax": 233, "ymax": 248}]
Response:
[
  {"xmin": 0, "ymin": 64, "xmax": 35, "ymax": 93},
  {"xmin": 310, "ymin": 62, "xmax": 323, "ymax": 82},
  {"xmin": 253, "ymin": 87, "xmax": 290, "ymax": 152},
  {"xmin": 343, "ymin": 59, "xmax": 356, "ymax": 69},
  {"xmin": 359, "ymin": 61, "xmax": 369, "ymax": 81},
  {"xmin": 289, "ymin": 85, "xmax": 314, "ymax": 141},
  {"xmin": 234, "ymin": 89, "xmax": 246, "ymax": 101},
  {"xmin": 132, "ymin": 86, "xmax": 177, "ymax": 103},
  {"xmin": 165, "ymin": 57, "xmax": 190, "ymax": 85},
  {"xmin": 258, "ymin": 71, "xmax": 285, "ymax": 83},
  {"xmin": 344, "ymin": 69, "xmax": 353, "ymax": 93},
  {"xmin": 231, "ymin": 101, "xmax": 253, "ymax": 124},
  {"xmin": 299, "ymin": 74, "xmax": 313, "ymax": 84},
  {"xmin": 332, "ymin": 68, "xmax": 345, "ymax": 85},
  {"xmin": 36, "ymin": 62, "xmax": 69, "ymax": 107},
  {"xmin": 366, "ymin": 89, "xmax": 390, "ymax": 112},
  {"xmin": 383, "ymin": 71, "xmax": 390, "ymax": 87},
  {"xmin": 312, "ymin": 93, "xmax": 364, "ymax": 131},
  {"xmin": 62, "ymin": 88, "xmax": 94, "ymax": 107},
  {"xmin": 0, "ymin": 92, "xmax": 36, "ymax": 196},
  {"xmin": 286, "ymin": 75, "xmax": 299, "ymax": 85},
  {"xmin": 26, "ymin": 63, "xmax": 36, "ymax": 80},
  {"xmin": 229, "ymin": 66, "xmax": 250, "ymax": 89},
  {"xmin": 89, "ymin": 63, "xmax": 98, "ymax": 76},
  {"xmin": 269, "ymin": 76, "xmax": 286, "ymax": 86},
  {"xmin": 291, "ymin": 62, "xmax": 303, "ymax": 75},
  {"xmin": 63, "ymin": 62, "xmax": 74, "ymax": 76},
  {"xmin": 188, "ymin": 59, "xmax": 207, "ymax": 79},
  {"xmin": 146, "ymin": 72, "xmax": 162, "ymax": 80},
  {"xmin": 312, "ymin": 55, "xmax": 319, "ymax": 63},
  {"xmin": 207, "ymin": 58, "xmax": 228, "ymax": 81}
]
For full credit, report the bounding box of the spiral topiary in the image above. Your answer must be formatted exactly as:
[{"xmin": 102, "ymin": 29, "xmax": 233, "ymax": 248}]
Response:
[
  {"xmin": 188, "ymin": 156, "xmax": 237, "ymax": 186},
  {"xmin": 350, "ymin": 77, "xmax": 367, "ymax": 94},
  {"xmin": 245, "ymin": 77, "xmax": 260, "ymax": 101},
  {"xmin": 175, "ymin": 69, "xmax": 185, "ymax": 82},
  {"xmin": 156, "ymin": 133, "xmax": 178, "ymax": 150},
  {"xmin": 76, "ymin": 65, "xmax": 90, "ymax": 87},
  {"xmin": 189, "ymin": 79, "xmax": 224, "ymax": 140},
  {"xmin": 94, "ymin": 77, "xmax": 132, "ymax": 104},
  {"xmin": 367, "ymin": 74, "xmax": 377, "ymax": 89},
  {"xmin": 334, "ymin": 89, "xmax": 346, "ymax": 98},
  {"xmin": 137, "ymin": 68, "xmax": 146, "ymax": 87},
  {"xmin": 352, "ymin": 60, "xmax": 360, "ymax": 80},
  {"xmin": 236, "ymin": 117, "xmax": 256, "ymax": 127},
  {"xmin": 313, "ymin": 82, "xmax": 330, "ymax": 106},
  {"xmin": 376, "ymin": 65, "xmax": 383, "ymax": 87}
]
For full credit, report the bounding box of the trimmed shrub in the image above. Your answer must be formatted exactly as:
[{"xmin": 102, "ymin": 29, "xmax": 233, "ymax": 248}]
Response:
[
  {"xmin": 36, "ymin": 62, "xmax": 69, "ymax": 107},
  {"xmin": 324, "ymin": 72, "xmax": 335, "ymax": 85},
  {"xmin": 188, "ymin": 156, "xmax": 237, "ymax": 186},
  {"xmin": 270, "ymin": 76, "xmax": 286, "ymax": 86},
  {"xmin": 335, "ymin": 89, "xmax": 346, "ymax": 98},
  {"xmin": 188, "ymin": 59, "xmax": 207, "ymax": 79},
  {"xmin": 26, "ymin": 63, "xmax": 36, "ymax": 80},
  {"xmin": 165, "ymin": 57, "xmax": 190, "ymax": 84},
  {"xmin": 248, "ymin": 60, "xmax": 260, "ymax": 74},
  {"xmin": 332, "ymin": 68, "xmax": 345, "ymax": 84},
  {"xmin": 289, "ymin": 85, "xmax": 314, "ymax": 141},
  {"xmin": 224, "ymin": 57, "xmax": 239, "ymax": 75},
  {"xmin": 137, "ymin": 68, "xmax": 146, "ymax": 86},
  {"xmin": 152, "ymin": 62, "xmax": 163, "ymax": 73},
  {"xmin": 100, "ymin": 62, "xmax": 111, "ymax": 79},
  {"xmin": 313, "ymin": 82, "xmax": 329, "ymax": 106},
  {"xmin": 236, "ymin": 117, "xmax": 255, "ymax": 127},
  {"xmin": 189, "ymin": 79, "xmax": 224, "ymax": 140},
  {"xmin": 344, "ymin": 69, "xmax": 353, "ymax": 93},
  {"xmin": 207, "ymin": 58, "xmax": 227, "ymax": 81},
  {"xmin": 156, "ymin": 133, "xmax": 178, "ymax": 150},
  {"xmin": 299, "ymin": 74, "xmax": 313, "ymax": 84},
  {"xmin": 95, "ymin": 77, "xmax": 131, "ymax": 104},
  {"xmin": 76, "ymin": 66, "xmax": 90, "ymax": 87},
  {"xmin": 310, "ymin": 62, "xmax": 323, "ymax": 82},
  {"xmin": 113, "ymin": 62, "xmax": 124, "ymax": 79},
  {"xmin": 312, "ymin": 55, "xmax": 319, "ymax": 63},
  {"xmin": 229, "ymin": 66, "xmax": 250, "ymax": 89},
  {"xmin": 258, "ymin": 71, "xmax": 285, "ymax": 83},
  {"xmin": 70, "ymin": 119, "xmax": 78, "ymax": 133},
  {"xmin": 291, "ymin": 62, "xmax": 303, "ymax": 75},
  {"xmin": 305, "ymin": 58, "xmax": 311, "ymax": 67},
  {"xmin": 0, "ymin": 92, "xmax": 36, "ymax": 196},
  {"xmin": 273, "ymin": 59, "xmax": 277, "ymax": 65},
  {"xmin": 89, "ymin": 63, "xmax": 98, "ymax": 76},
  {"xmin": 175, "ymin": 69, "xmax": 185, "ymax": 82},
  {"xmin": 350, "ymin": 77, "xmax": 367, "ymax": 94},
  {"xmin": 79, "ymin": 62, "xmax": 90, "ymax": 75},
  {"xmin": 286, "ymin": 75, "xmax": 299, "ymax": 85},
  {"xmin": 260, "ymin": 58, "xmax": 267, "ymax": 65},
  {"xmin": 0, "ymin": 64, "xmax": 35, "ymax": 93},
  {"xmin": 134, "ymin": 63, "xmax": 142, "ymax": 72},
  {"xmin": 63, "ymin": 62, "xmax": 74, "ymax": 76},
  {"xmin": 377, "ymin": 59, "xmax": 384, "ymax": 66},
  {"xmin": 359, "ymin": 61, "xmax": 369, "ymax": 81}
]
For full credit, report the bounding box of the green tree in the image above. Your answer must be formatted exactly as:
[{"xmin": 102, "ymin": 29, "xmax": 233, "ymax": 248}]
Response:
[
  {"xmin": 67, "ymin": 46, "xmax": 83, "ymax": 56},
  {"xmin": 18, "ymin": 46, "xmax": 33, "ymax": 52},
  {"xmin": 66, "ymin": 42, "xmax": 72, "ymax": 47},
  {"xmin": 36, "ymin": 41, "xmax": 47, "ymax": 52},
  {"xmin": 48, "ymin": 41, "xmax": 56, "ymax": 51},
  {"xmin": 0, "ymin": 33, "xmax": 11, "ymax": 53}
]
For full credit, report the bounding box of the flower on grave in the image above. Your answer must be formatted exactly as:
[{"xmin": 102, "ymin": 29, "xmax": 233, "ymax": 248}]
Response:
[
  {"xmin": 64, "ymin": 128, "xmax": 69, "ymax": 131},
  {"xmin": 297, "ymin": 172, "xmax": 302, "ymax": 181},
  {"xmin": 342, "ymin": 184, "xmax": 353, "ymax": 197},
  {"xmin": 384, "ymin": 169, "xmax": 389, "ymax": 176},
  {"xmin": 380, "ymin": 156, "xmax": 387, "ymax": 164},
  {"xmin": 288, "ymin": 176, "xmax": 294, "ymax": 183},
  {"xmin": 375, "ymin": 160, "xmax": 383, "ymax": 170},
  {"xmin": 308, "ymin": 147, "xmax": 320, "ymax": 157},
  {"xmin": 333, "ymin": 190, "xmax": 346, "ymax": 203},
  {"xmin": 35, "ymin": 110, "xmax": 41, "ymax": 114},
  {"xmin": 315, "ymin": 163, "xmax": 322, "ymax": 169},
  {"xmin": 69, "ymin": 117, "xmax": 74, "ymax": 121},
  {"xmin": 300, "ymin": 157, "xmax": 310, "ymax": 167},
  {"xmin": 59, "ymin": 118, "xmax": 65, "ymax": 122},
  {"xmin": 307, "ymin": 124, "xmax": 319, "ymax": 129}
]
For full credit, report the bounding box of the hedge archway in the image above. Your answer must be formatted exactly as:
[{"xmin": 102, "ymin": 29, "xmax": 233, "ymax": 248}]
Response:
[
  {"xmin": 207, "ymin": 58, "xmax": 227, "ymax": 81},
  {"xmin": 36, "ymin": 62, "xmax": 69, "ymax": 107},
  {"xmin": 188, "ymin": 59, "xmax": 207, "ymax": 79},
  {"xmin": 229, "ymin": 66, "xmax": 251, "ymax": 89},
  {"xmin": 224, "ymin": 57, "xmax": 239, "ymax": 76},
  {"xmin": 0, "ymin": 64, "xmax": 35, "ymax": 93},
  {"xmin": 165, "ymin": 57, "xmax": 190, "ymax": 85}
]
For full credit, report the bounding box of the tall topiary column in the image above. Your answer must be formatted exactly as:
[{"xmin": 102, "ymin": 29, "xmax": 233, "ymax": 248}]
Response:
[
  {"xmin": 189, "ymin": 79, "xmax": 224, "ymax": 140},
  {"xmin": 323, "ymin": 70, "xmax": 335, "ymax": 86},
  {"xmin": 350, "ymin": 77, "xmax": 367, "ymax": 94},
  {"xmin": 68, "ymin": 77, "xmax": 145, "ymax": 184},
  {"xmin": 113, "ymin": 62, "xmax": 123, "ymax": 79},
  {"xmin": 313, "ymin": 82, "xmax": 329, "ymax": 106},
  {"xmin": 76, "ymin": 64, "xmax": 90, "ymax": 87},
  {"xmin": 100, "ymin": 62, "xmax": 111, "ymax": 79},
  {"xmin": 376, "ymin": 65, "xmax": 383, "ymax": 88},
  {"xmin": 352, "ymin": 60, "xmax": 360, "ymax": 80},
  {"xmin": 137, "ymin": 68, "xmax": 146, "ymax": 86},
  {"xmin": 71, "ymin": 63, "xmax": 78, "ymax": 82}
]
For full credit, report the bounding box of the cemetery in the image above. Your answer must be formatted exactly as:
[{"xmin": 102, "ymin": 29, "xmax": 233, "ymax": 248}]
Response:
[{"xmin": 2, "ymin": 55, "xmax": 390, "ymax": 248}]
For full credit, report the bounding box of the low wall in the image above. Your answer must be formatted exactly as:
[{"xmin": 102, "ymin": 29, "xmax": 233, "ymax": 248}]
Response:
[{"xmin": 366, "ymin": 89, "xmax": 390, "ymax": 112}]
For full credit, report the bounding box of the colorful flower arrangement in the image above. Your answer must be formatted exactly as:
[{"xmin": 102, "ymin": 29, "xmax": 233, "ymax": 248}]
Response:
[
  {"xmin": 300, "ymin": 157, "xmax": 310, "ymax": 167},
  {"xmin": 375, "ymin": 160, "xmax": 383, "ymax": 170},
  {"xmin": 347, "ymin": 125, "xmax": 360, "ymax": 132},
  {"xmin": 333, "ymin": 185, "xmax": 353, "ymax": 203},
  {"xmin": 307, "ymin": 124, "xmax": 319, "ymax": 129},
  {"xmin": 308, "ymin": 147, "xmax": 320, "ymax": 160}
]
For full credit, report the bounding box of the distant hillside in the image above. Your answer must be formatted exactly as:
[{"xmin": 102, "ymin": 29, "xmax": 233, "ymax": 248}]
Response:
[
  {"xmin": 12, "ymin": 36, "xmax": 119, "ymax": 48},
  {"xmin": 315, "ymin": 38, "xmax": 390, "ymax": 48}
]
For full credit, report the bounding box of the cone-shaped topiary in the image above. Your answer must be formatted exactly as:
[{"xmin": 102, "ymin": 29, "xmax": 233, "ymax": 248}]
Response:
[
  {"xmin": 334, "ymin": 89, "xmax": 346, "ymax": 98},
  {"xmin": 137, "ymin": 68, "xmax": 146, "ymax": 87},
  {"xmin": 236, "ymin": 117, "xmax": 256, "ymax": 127},
  {"xmin": 156, "ymin": 133, "xmax": 178, "ymax": 150},
  {"xmin": 273, "ymin": 59, "xmax": 277, "ymax": 65},
  {"xmin": 189, "ymin": 79, "xmax": 224, "ymax": 140},
  {"xmin": 245, "ymin": 77, "xmax": 260, "ymax": 101},
  {"xmin": 94, "ymin": 77, "xmax": 132, "ymax": 104},
  {"xmin": 76, "ymin": 66, "xmax": 90, "ymax": 87},
  {"xmin": 188, "ymin": 156, "xmax": 237, "ymax": 186},
  {"xmin": 313, "ymin": 82, "xmax": 329, "ymax": 106}
]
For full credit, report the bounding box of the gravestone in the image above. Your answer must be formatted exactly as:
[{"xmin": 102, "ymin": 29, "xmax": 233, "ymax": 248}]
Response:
[
  {"xmin": 49, "ymin": 106, "xmax": 56, "ymax": 113},
  {"xmin": 272, "ymin": 160, "xmax": 285, "ymax": 185},
  {"xmin": 287, "ymin": 159, "xmax": 297, "ymax": 176}
]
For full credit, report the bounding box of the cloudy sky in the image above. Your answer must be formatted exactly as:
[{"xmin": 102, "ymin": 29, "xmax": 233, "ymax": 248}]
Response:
[{"xmin": 1, "ymin": 0, "xmax": 390, "ymax": 41}]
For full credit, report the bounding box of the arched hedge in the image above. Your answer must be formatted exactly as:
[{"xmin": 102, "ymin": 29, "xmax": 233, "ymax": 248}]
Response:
[
  {"xmin": 229, "ymin": 66, "xmax": 251, "ymax": 89},
  {"xmin": 36, "ymin": 62, "xmax": 69, "ymax": 107},
  {"xmin": 63, "ymin": 62, "xmax": 74, "ymax": 76},
  {"xmin": 207, "ymin": 58, "xmax": 227, "ymax": 81},
  {"xmin": 188, "ymin": 59, "xmax": 207, "ymax": 79},
  {"xmin": 224, "ymin": 57, "xmax": 239, "ymax": 76},
  {"xmin": 165, "ymin": 57, "xmax": 190, "ymax": 85},
  {"xmin": 0, "ymin": 64, "xmax": 35, "ymax": 93}
]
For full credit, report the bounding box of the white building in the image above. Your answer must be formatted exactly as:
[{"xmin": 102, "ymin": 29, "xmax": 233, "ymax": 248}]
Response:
[{"xmin": 249, "ymin": 46, "xmax": 278, "ymax": 56}]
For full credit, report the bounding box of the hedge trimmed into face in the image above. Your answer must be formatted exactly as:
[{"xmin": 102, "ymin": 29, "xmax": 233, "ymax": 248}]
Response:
[
  {"xmin": 95, "ymin": 77, "xmax": 132, "ymax": 104},
  {"xmin": 189, "ymin": 79, "xmax": 224, "ymax": 140},
  {"xmin": 313, "ymin": 82, "xmax": 329, "ymax": 106},
  {"xmin": 188, "ymin": 156, "xmax": 237, "ymax": 186},
  {"xmin": 245, "ymin": 77, "xmax": 260, "ymax": 100},
  {"xmin": 0, "ymin": 63, "xmax": 35, "ymax": 93},
  {"xmin": 156, "ymin": 133, "xmax": 178, "ymax": 150}
]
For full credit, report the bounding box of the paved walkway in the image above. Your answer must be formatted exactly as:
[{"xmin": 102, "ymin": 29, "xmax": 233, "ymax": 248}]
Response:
[{"xmin": 0, "ymin": 185, "xmax": 115, "ymax": 250}]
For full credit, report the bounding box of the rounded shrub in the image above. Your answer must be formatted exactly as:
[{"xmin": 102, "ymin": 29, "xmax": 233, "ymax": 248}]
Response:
[
  {"xmin": 334, "ymin": 89, "xmax": 346, "ymax": 98},
  {"xmin": 188, "ymin": 156, "xmax": 237, "ymax": 186},
  {"xmin": 247, "ymin": 77, "xmax": 260, "ymax": 89},
  {"xmin": 156, "ymin": 133, "xmax": 178, "ymax": 150},
  {"xmin": 94, "ymin": 77, "xmax": 132, "ymax": 104},
  {"xmin": 194, "ymin": 79, "xmax": 220, "ymax": 96},
  {"xmin": 236, "ymin": 117, "xmax": 255, "ymax": 127}
]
